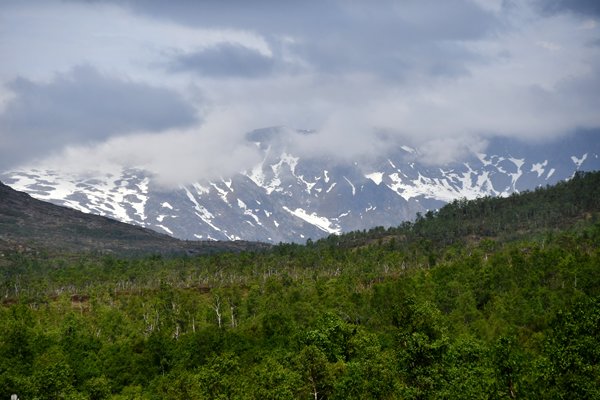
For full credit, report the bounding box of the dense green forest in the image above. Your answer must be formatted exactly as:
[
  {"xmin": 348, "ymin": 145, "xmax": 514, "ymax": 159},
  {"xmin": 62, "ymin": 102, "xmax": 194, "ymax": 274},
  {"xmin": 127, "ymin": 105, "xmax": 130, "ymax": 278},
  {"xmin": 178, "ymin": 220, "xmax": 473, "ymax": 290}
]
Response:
[{"xmin": 1, "ymin": 172, "xmax": 599, "ymax": 399}]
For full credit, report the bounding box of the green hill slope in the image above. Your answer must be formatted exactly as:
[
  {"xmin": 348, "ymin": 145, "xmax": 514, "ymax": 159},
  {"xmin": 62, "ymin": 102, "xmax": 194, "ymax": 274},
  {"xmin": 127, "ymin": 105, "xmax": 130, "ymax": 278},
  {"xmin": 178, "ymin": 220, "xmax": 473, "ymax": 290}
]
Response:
[
  {"xmin": 320, "ymin": 170, "xmax": 600, "ymax": 250},
  {"xmin": 0, "ymin": 172, "xmax": 599, "ymax": 399}
]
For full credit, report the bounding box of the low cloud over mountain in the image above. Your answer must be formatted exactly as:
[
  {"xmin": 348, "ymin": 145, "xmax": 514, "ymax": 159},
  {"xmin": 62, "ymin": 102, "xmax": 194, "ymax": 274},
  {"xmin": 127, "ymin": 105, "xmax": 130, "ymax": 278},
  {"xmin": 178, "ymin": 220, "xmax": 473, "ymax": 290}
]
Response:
[{"xmin": 0, "ymin": 0, "xmax": 598, "ymax": 185}]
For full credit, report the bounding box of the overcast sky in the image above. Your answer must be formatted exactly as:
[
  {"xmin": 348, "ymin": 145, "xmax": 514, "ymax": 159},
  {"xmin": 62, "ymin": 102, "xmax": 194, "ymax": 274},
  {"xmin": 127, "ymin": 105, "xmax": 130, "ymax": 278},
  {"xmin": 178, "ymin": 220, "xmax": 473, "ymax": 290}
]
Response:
[{"xmin": 1, "ymin": 0, "xmax": 599, "ymax": 185}]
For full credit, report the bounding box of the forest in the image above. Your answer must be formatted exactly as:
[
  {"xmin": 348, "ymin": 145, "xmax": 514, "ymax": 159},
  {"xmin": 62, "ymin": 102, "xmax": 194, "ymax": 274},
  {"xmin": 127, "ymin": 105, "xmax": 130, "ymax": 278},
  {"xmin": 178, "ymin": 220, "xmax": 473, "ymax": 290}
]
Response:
[{"xmin": 1, "ymin": 171, "xmax": 599, "ymax": 399}]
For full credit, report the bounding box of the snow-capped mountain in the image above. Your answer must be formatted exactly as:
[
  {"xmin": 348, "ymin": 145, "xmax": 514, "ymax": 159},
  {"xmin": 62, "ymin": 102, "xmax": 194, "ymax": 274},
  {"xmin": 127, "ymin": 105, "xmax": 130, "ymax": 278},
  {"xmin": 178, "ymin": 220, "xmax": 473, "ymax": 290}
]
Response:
[{"xmin": 3, "ymin": 130, "xmax": 599, "ymax": 243}]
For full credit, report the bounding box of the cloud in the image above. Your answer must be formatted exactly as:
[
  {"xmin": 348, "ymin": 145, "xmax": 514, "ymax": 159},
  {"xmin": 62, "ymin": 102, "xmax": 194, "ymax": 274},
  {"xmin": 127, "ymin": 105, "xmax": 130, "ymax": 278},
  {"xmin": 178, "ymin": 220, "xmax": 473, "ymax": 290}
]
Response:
[
  {"xmin": 1, "ymin": 0, "xmax": 599, "ymax": 184},
  {"xmin": 168, "ymin": 43, "xmax": 275, "ymax": 78},
  {"xmin": 124, "ymin": 0, "xmax": 501, "ymax": 82},
  {"xmin": 0, "ymin": 66, "xmax": 198, "ymax": 169},
  {"xmin": 538, "ymin": 0, "xmax": 600, "ymax": 17},
  {"xmin": 418, "ymin": 136, "xmax": 489, "ymax": 165},
  {"xmin": 38, "ymin": 108, "xmax": 262, "ymax": 188}
]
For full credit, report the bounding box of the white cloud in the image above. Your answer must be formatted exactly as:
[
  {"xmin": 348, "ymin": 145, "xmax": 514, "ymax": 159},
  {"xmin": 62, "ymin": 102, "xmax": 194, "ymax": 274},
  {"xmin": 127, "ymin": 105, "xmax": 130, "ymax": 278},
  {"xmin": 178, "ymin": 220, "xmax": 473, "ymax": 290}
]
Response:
[
  {"xmin": 1, "ymin": 0, "xmax": 599, "ymax": 183},
  {"xmin": 0, "ymin": 2, "xmax": 271, "ymax": 83},
  {"xmin": 38, "ymin": 108, "xmax": 262, "ymax": 188}
]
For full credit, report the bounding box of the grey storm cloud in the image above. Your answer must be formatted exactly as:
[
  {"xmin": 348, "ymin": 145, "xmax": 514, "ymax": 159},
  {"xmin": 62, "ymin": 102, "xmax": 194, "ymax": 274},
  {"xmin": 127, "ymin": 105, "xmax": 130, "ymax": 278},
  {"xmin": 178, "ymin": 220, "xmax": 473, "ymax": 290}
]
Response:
[
  {"xmin": 119, "ymin": 0, "xmax": 500, "ymax": 40},
  {"xmin": 169, "ymin": 43, "xmax": 275, "ymax": 78},
  {"xmin": 0, "ymin": 66, "xmax": 197, "ymax": 168},
  {"xmin": 291, "ymin": 1, "xmax": 498, "ymax": 77},
  {"xmin": 539, "ymin": 0, "xmax": 600, "ymax": 16},
  {"xmin": 117, "ymin": 0, "xmax": 501, "ymax": 81}
]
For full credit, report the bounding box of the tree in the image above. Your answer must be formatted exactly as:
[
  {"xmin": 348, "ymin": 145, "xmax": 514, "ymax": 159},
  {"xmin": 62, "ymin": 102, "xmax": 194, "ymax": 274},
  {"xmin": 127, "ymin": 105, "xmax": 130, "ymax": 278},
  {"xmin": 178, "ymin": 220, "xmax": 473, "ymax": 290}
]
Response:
[
  {"xmin": 295, "ymin": 345, "xmax": 337, "ymax": 400},
  {"xmin": 542, "ymin": 296, "xmax": 600, "ymax": 399},
  {"xmin": 249, "ymin": 357, "xmax": 301, "ymax": 400}
]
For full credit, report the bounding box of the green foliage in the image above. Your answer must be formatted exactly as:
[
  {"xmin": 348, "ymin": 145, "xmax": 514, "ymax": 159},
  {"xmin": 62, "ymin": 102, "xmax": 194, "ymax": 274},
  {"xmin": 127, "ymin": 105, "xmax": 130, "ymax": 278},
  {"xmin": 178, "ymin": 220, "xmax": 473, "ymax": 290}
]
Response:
[
  {"xmin": 541, "ymin": 296, "xmax": 600, "ymax": 399},
  {"xmin": 1, "ymin": 172, "xmax": 599, "ymax": 398}
]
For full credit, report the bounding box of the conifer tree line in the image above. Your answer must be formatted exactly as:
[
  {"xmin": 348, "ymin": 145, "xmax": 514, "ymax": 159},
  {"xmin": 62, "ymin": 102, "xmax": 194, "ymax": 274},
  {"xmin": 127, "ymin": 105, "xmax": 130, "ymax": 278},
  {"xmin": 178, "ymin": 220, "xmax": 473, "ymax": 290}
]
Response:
[{"xmin": 0, "ymin": 171, "xmax": 599, "ymax": 399}]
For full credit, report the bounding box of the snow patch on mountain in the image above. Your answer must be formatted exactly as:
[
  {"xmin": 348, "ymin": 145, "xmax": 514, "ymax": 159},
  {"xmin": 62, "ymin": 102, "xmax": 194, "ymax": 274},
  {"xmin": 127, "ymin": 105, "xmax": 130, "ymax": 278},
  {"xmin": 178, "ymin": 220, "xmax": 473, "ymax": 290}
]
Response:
[
  {"xmin": 298, "ymin": 175, "xmax": 317, "ymax": 194},
  {"xmin": 247, "ymin": 162, "xmax": 281, "ymax": 195},
  {"xmin": 531, "ymin": 160, "xmax": 548, "ymax": 177},
  {"xmin": 343, "ymin": 177, "xmax": 356, "ymax": 195},
  {"xmin": 156, "ymin": 224, "xmax": 173, "ymax": 235},
  {"xmin": 282, "ymin": 206, "xmax": 340, "ymax": 234},
  {"xmin": 366, "ymin": 172, "xmax": 384, "ymax": 185},
  {"xmin": 3, "ymin": 130, "xmax": 598, "ymax": 244},
  {"xmin": 388, "ymin": 167, "xmax": 499, "ymax": 202},
  {"xmin": 3, "ymin": 169, "xmax": 152, "ymax": 224},
  {"xmin": 192, "ymin": 183, "xmax": 209, "ymax": 195},
  {"xmin": 476, "ymin": 153, "xmax": 491, "ymax": 167},
  {"xmin": 401, "ymin": 145, "xmax": 416, "ymax": 154},
  {"xmin": 211, "ymin": 183, "xmax": 230, "ymax": 205},
  {"xmin": 184, "ymin": 187, "xmax": 222, "ymax": 234},
  {"xmin": 571, "ymin": 153, "xmax": 588, "ymax": 168},
  {"xmin": 238, "ymin": 198, "xmax": 262, "ymax": 225}
]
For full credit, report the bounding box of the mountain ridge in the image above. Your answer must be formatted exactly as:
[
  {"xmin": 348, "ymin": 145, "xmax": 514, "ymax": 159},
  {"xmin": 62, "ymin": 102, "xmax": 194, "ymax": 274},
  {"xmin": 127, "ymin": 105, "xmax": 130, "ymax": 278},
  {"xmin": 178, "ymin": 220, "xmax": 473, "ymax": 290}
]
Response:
[
  {"xmin": 2, "ymin": 130, "xmax": 599, "ymax": 243},
  {"xmin": 0, "ymin": 181, "xmax": 269, "ymax": 256}
]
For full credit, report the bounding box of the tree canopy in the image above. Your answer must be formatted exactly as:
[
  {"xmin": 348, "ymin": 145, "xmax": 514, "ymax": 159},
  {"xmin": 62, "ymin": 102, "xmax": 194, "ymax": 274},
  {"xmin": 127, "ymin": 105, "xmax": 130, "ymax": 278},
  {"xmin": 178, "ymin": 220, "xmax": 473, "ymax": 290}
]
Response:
[{"xmin": 1, "ymin": 171, "xmax": 599, "ymax": 398}]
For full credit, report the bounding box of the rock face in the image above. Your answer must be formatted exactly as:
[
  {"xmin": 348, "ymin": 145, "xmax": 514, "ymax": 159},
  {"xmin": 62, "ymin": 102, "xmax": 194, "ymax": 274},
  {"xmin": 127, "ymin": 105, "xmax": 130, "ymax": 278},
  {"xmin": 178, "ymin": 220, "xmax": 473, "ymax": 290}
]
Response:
[{"xmin": 3, "ymin": 130, "xmax": 599, "ymax": 243}]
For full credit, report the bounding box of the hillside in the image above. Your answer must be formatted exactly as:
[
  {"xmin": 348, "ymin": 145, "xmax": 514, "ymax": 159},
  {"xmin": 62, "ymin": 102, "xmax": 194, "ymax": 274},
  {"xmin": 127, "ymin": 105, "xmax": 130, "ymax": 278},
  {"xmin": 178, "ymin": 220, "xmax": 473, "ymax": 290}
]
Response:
[
  {"xmin": 0, "ymin": 181, "xmax": 269, "ymax": 256},
  {"xmin": 0, "ymin": 173, "xmax": 599, "ymax": 399},
  {"xmin": 322, "ymin": 170, "xmax": 600, "ymax": 250},
  {"xmin": 4, "ymin": 130, "xmax": 598, "ymax": 243}
]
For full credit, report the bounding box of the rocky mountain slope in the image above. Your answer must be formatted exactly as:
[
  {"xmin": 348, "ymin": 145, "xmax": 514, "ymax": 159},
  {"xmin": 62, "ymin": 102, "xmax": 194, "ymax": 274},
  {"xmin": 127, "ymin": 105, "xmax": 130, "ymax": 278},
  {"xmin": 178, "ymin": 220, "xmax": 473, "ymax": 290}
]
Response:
[
  {"xmin": 2, "ymin": 130, "xmax": 598, "ymax": 243},
  {"xmin": 0, "ymin": 181, "xmax": 268, "ymax": 255}
]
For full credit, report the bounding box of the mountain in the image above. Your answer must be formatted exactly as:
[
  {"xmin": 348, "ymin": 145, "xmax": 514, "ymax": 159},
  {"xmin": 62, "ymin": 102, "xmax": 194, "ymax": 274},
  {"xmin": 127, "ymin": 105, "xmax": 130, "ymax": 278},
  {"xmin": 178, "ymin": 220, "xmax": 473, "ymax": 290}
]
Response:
[
  {"xmin": 323, "ymin": 170, "xmax": 600, "ymax": 251},
  {"xmin": 0, "ymin": 181, "xmax": 269, "ymax": 256},
  {"xmin": 2, "ymin": 173, "xmax": 599, "ymax": 400},
  {"xmin": 2, "ymin": 130, "xmax": 599, "ymax": 243}
]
